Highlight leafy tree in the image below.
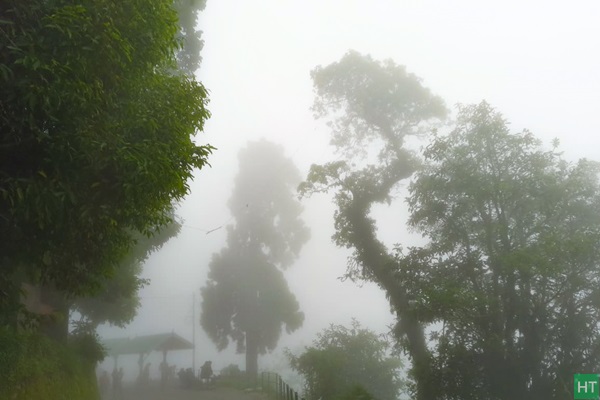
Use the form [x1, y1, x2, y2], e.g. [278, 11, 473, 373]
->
[299, 50, 446, 399]
[0, 0, 212, 332]
[287, 320, 403, 400]
[72, 211, 182, 328]
[201, 140, 310, 378]
[71, 0, 208, 331]
[393, 102, 600, 399]
[302, 57, 600, 400]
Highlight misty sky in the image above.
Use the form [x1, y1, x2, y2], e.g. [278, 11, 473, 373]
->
[98, 0, 600, 377]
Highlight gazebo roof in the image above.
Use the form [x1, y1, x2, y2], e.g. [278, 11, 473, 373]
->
[102, 332, 193, 356]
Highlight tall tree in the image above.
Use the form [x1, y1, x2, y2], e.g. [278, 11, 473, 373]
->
[287, 320, 403, 400]
[299, 51, 446, 399]
[394, 102, 600, 399]
[201, 140, 310, 378]
[71, 0, 208, 332]
[0, 0, 212, 333]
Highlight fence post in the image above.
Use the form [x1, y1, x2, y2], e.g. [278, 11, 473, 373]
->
[277, 374, 281, 400]
[260, 371, 303, 400]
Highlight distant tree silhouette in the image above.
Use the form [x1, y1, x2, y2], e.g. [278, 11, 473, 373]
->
[201, 140, 309, 378]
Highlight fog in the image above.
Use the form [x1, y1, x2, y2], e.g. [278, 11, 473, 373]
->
[97, 0, 600, 382]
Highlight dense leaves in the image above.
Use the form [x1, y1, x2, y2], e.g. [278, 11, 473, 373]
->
[0, 0, 212, 321]
[287, 321, 403, 400]
[201, 140, 309, 377]
[396, 102, 600, 399]
[304, 56, 600, 399]
[311, 50, 446, 162]
[301, 52, 600, 399]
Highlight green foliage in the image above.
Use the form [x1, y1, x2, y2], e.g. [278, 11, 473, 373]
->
[0, 328, 98, 400]
[395, 102, 600, 399]
[68, 321, 107, 365]
[0, 0, 212, 316]
[310, 50, 446, 162]
[220, 363, 243, 378]
[300, 50, 446, 261]
[303, 50, 600, 400]
[336, 385, 375, 400]
[71, 258, 146, 328]
[72, 209, 181, 328]
[287, 321, 403, 400]
[173, 0, 208, 73]
[202, 247, 304, 351]
[201, 140, 309, 376]
[300, 51, 445, 399]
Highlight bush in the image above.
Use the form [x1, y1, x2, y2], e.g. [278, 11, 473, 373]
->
[69, 321, 107, 365]
[287, 320, 403, 400]
[336, 385, 375, 400]
[220, 363, 243, 378]
[0, 328, 99, 400]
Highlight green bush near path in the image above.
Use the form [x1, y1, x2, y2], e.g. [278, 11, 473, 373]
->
[0, 329, 99, 400]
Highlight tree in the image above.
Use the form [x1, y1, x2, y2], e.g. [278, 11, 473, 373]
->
[201, 140, 310, 378]
[0, 0, 212, 332]
[287, 321, 403, 400]
[299, 51, 446, 399]
[393, 102, 600, 399]
[72, 211, 182, 328]
[71, 0, 208, 331]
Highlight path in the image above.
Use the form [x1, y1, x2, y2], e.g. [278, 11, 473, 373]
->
[113, 383, 270, 400]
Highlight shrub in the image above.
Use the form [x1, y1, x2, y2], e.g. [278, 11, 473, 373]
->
[220, 363, 243, 378]
[336, 385, 375, 400]
[0, 328, 99, 400]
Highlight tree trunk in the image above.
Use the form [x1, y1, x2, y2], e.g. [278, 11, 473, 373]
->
[343, 198, 435, 399]
[1, 267, 27, 330]
[245, 330, 258, 381]
[1, 274, 20, 329]
[39, 284, 69, 343]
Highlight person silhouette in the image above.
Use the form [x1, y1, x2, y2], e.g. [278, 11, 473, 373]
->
[200, 361, 213, 385]
[99, 370, 109, 398]
[112, 367, 123, 399]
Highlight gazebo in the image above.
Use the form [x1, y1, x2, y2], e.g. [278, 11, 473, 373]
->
[102, 332, 194, 377]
